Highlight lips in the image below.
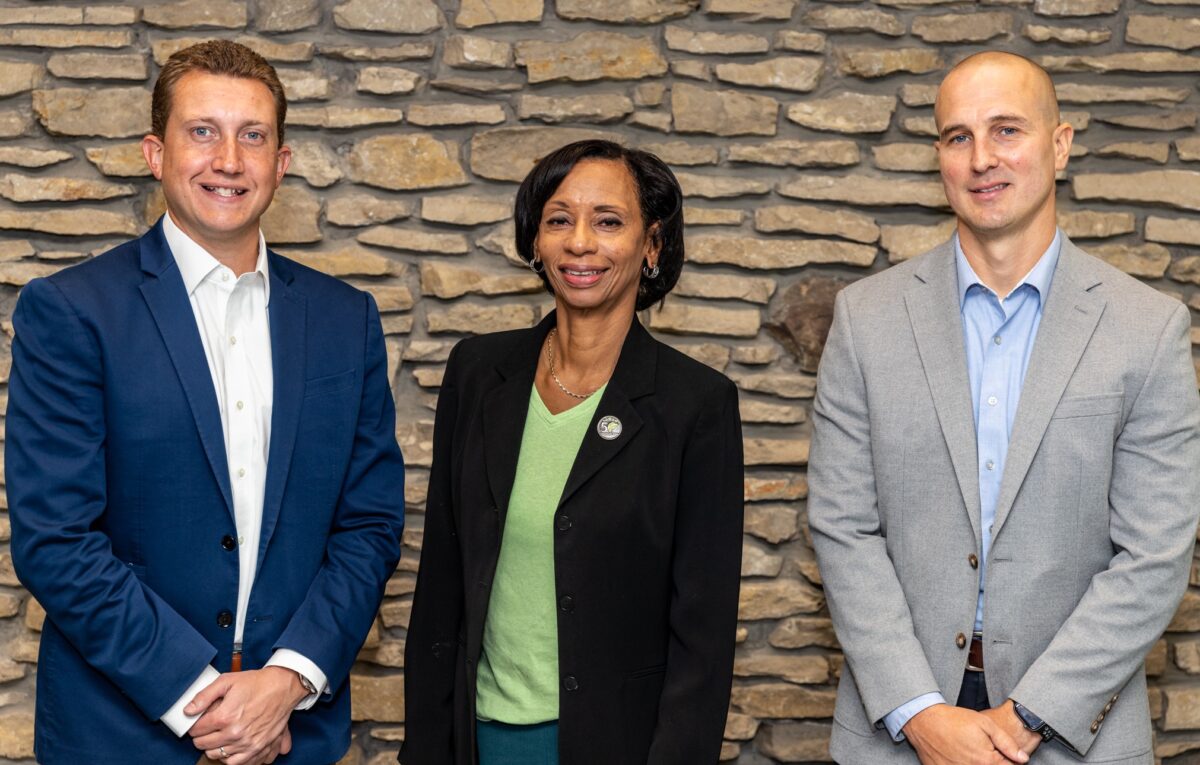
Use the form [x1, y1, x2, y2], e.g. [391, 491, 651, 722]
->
[970, 182, 1010, 195]
[559, 265, 607, 288]
[201, 183, 248, 198]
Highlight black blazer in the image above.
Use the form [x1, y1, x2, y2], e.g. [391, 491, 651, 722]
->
[400, 313, 744, 765]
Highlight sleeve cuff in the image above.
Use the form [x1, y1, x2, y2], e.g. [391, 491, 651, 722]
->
[266, 649, 329, 711]
[160, 665, 221, 737]
[883, 692, 947, 742]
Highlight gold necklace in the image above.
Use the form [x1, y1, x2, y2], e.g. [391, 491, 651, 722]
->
[546, 328, 599, 400]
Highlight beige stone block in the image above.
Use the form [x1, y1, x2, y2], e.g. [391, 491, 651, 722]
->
[0, 28, 132, 48]
[0, 240, 34, 260]
[23, 598, 44, 632]
[144, 0, 246, 27]
[1040, 52, 1200, 73]
[408, 104, 506, 127]
[1074, 170, 1200, 212]
[0, 5, 137, 24]
[1056, 210, 1135, 239]
[675, 171, 770, 199]
[254, 0, 321, 32]
[476, 221, 524, 266]
[456, 0, 543, 27]
[0, 593, 20, 618]
[725, 712, 761, 741]
[673, 272, 775, 304]
[420, 262, 540, 298]
[705, 0, 796, 21]
[413, 367, 444, 388]
[0, 554, 16, 587]
[671, 59, 711, 81]
[281, 246, 397, 277]
[1096, 141, 1170, 164]
[901, 115, 939, 137]
[671, 342, 731, 372]
[802, 5, 903, 34]
[360, 283, 415, 313]
[287, 140, 343, 188]
[334, 0, 442, 32]
[426, 304, 537, 334]
[289, 106, 405, 129]
[1101, 110, 1197, 131]
[321, 43, 435, 61]
[779, 175, 948, 208]
[443, 35, 513, 69]
[1164, 686, 1200, 729]
[648, 302, 761, 337]
[759, 722, 834, 762]
[518, 93, 634, 124]
[640, 141, 718, 166]
[768, 617, 838, 649]
[1170, 589, 1200, 631]
[7, 638, 40, 664]
[1063, 110, 1091, 131]
[1023, 23, 1111, 44]
[402, 341, 455, 363]
[683, 207, 744, 225]
[0, 174, 133, 203]
[261, 185, 321, 244]
[664, 26, 769, 54]
[1056, 83, 1190, 103]
[744, 504, 799, 543]
[730, 370, 817, 398]
[327, 195, 414, 227]
[1177, 640, 1200, 673]
[235, 36, 315, 63]
[276, 69, 331, 101]
[744, 437, 809, 466]
[1146, 639, 1167, 677]
[872, 142, 939, 172]
[0, 261, 59, 286]
[713, 57, 823, 93]
[881, 219, 957, 262]
[516, 32, 666, 84]
[33, 87, 150, 138]
[775, 30, 826, 52]
[0, 147, 71, 169]
[357, 66, 422, 95]
[350, 674, 405, 722]
[740, 399, 804, 424]
[719, 742, 739, 761]
[0, 710, 33, 759]
[731, 344, 780, 365]
[755, 204, 878, 243]
[688, 234, 876, 270]
[431, 77, 524, 97]
[1178, 136, 1200, 161]
[1147, 216, 1200, 246]
[358, 640, 406, 668]
[0, 61, 44, 97]
[729, 139, 858, 167]
[395, 421, 435, 467]
[731, 682, 835, 717]
[835, 47, 943, 78]
[1034, 0, 1118, 14]
[735, 652, 828, 685]
[421, 194, 511, 226]
[634, 83, 666, 107]
[900, 83, 939, 107]
[1169, 256, 1200, 286]
[469, 126, 615, 182]
[912, 12, 1013, 42]
[349, 134, 468, 191]
[672, 83, 779, 136]
[632, 109, 677, 131]
[0, 209, 138, 237]
[359, 227, 469, 255]
[47, 52, 146, 80]
[556, 0, 699, 23]
[786, 92, 896, 133]
[739, 577, 822, 619]
[745, 474, 808, 502]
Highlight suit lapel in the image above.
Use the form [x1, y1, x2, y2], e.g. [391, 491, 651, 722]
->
[904, 243, 982, 542]
[137, 220, 234, 520]
[556, 318, 653, 510]
[990, 241, 1106, 538]
[481, 316, 548, 514]
[257, 254, 306, 563]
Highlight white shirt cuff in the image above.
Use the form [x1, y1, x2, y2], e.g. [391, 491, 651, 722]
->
[266, 649, 329, 711]
[160, 665, 221, 737]
[883, 692, 947, 742]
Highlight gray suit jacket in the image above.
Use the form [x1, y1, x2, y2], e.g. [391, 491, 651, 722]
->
[809, 237, 1200, 764]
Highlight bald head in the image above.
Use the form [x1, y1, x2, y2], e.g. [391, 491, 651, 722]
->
[936, 51, 1060, 132]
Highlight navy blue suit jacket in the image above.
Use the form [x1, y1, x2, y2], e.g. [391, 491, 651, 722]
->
[6, 218, 405, 764]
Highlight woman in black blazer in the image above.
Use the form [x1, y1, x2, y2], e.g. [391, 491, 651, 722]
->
[400, 140, 744, 765]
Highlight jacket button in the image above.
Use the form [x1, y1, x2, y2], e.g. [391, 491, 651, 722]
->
[559, 595, 575, 613]
[968, 553, 978, 569]
[956, 632, 967, 649]
[563, 675, 579, 691]
[1091, 721, 1100, 733]
[557, 515, 572, 531]
[221, 535, 237, 551]
[217, 610, 234, 629]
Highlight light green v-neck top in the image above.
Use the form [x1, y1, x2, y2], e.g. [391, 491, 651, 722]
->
[475, 383, 606, 724]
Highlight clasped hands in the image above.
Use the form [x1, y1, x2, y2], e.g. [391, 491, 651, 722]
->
[905, 700, 1042, 765]
[187, 666, 310, 765]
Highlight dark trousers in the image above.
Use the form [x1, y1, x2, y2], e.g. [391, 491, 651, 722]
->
[957, 670, 990, 712]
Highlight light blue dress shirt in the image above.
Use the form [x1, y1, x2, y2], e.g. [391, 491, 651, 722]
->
[882, 231, 1062, 740]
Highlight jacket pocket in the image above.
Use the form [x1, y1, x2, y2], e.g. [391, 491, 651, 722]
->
[1051, 392, 1123, 420]
[303, 369, 355, 399]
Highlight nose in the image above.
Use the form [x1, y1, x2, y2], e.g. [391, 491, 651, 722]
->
[211, 136, 243, 174]
[970, 138, 998, 174]
[565, 219, 596, 255]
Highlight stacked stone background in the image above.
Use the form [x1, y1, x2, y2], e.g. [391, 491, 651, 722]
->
[0, 0, 1199, 761]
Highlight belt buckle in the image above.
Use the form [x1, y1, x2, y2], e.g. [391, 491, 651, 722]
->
[966, 631, 985, 673]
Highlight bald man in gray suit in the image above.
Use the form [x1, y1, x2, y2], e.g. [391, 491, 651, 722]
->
[809, 52, 1200, 765]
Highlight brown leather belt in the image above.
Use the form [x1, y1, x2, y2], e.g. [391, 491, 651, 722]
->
[230, 650, 243, 672]
[967, 634, 985, 672]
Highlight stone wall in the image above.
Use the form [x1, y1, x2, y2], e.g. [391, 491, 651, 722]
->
[0, 0, 1198, 762]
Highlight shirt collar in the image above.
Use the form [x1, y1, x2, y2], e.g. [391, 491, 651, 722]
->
[954, 228, 1061, 309]
[162, 211, 270, 303]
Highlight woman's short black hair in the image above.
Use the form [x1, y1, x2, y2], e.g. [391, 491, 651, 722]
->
[514, 139, 685, 312]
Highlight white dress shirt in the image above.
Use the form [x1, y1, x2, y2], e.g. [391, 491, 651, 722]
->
[158, 212, 328, 736]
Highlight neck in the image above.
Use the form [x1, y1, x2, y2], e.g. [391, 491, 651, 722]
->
[957, 214, 1056, 298]
[167, 211, 260, 277]
[551, 303, 634, 377]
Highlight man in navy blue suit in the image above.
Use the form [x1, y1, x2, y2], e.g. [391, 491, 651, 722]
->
[6, 40, 405, 765]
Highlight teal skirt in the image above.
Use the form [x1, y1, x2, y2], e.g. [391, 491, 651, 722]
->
[476, 719, 559, 765]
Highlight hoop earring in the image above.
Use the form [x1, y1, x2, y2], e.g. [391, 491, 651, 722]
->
[642, 262, 660, 279]
[529, 258, 545, 274]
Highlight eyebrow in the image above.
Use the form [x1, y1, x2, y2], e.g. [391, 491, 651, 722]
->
[938, 113, 1032, 140]
[544, 200, 629, 214]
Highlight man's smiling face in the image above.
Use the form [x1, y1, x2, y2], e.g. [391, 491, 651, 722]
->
[142, 71, 290, 255]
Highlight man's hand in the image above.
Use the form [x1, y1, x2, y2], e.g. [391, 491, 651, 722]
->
[904, 703, 1030, 765]
[186, 667, 308, 765]
[980, 700, 1042, 759]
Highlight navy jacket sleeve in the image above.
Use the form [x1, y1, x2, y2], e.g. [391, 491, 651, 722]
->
[6, 277, 217, 719]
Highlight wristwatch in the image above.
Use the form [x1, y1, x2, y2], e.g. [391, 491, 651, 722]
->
[1013, 701, 1056, 743]
[296, 672, 318, 696]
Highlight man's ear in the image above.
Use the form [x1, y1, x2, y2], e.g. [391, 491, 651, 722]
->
[141, 134, 165, 181]
[275, 144, 292, 186]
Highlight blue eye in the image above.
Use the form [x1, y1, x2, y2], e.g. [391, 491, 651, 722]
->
[949, 134, 968, 144]
[193, 126, 212, 137]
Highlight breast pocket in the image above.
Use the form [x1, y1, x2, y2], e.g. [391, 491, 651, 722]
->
[1051, 392, 1123, 420]
[303, 369, 356, 399]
